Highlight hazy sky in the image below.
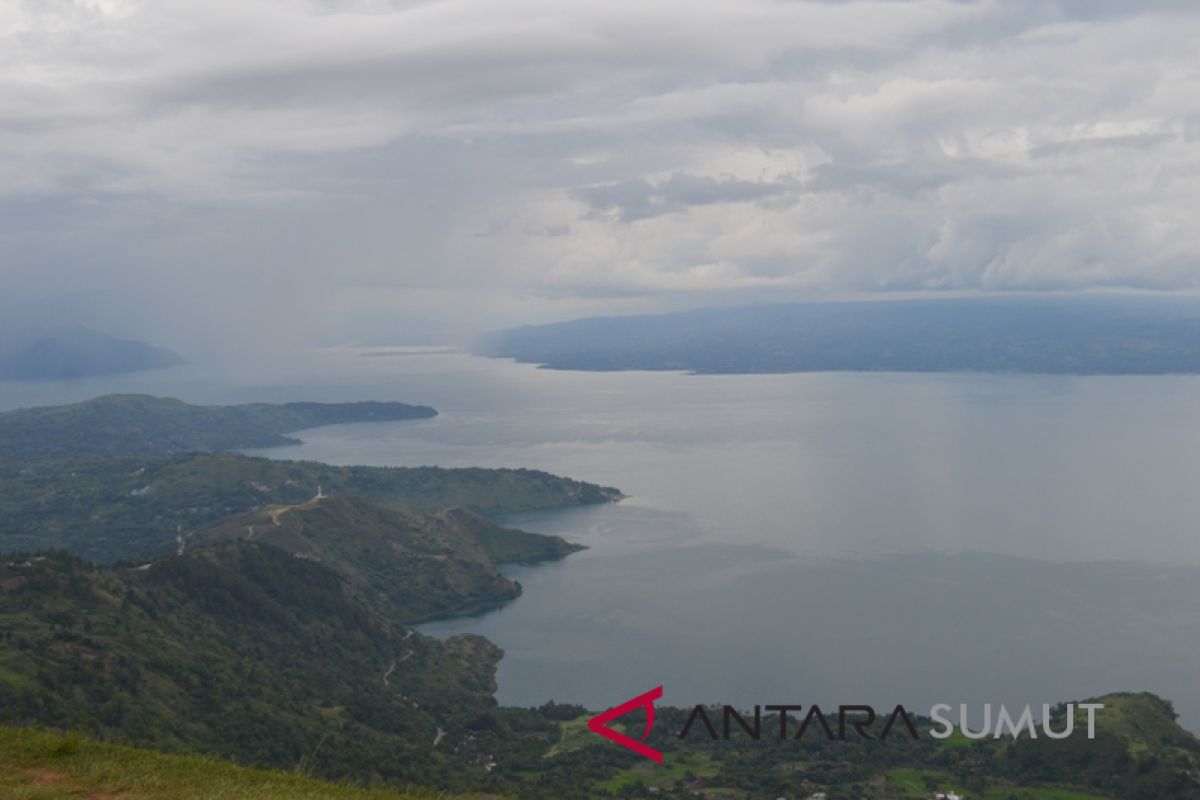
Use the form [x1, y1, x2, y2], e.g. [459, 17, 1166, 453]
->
[3, 0, 1199, 355]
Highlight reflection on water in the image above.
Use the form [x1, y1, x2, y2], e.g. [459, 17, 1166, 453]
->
[420, 504, 1200, 730]
[5, 350, 1200, 727]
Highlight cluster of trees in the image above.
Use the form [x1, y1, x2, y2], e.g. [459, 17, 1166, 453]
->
[0, 548, 497, 786]
[0, 451, 614, 563]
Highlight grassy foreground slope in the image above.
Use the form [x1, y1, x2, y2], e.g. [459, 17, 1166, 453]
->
[0, 394, 437, 459]
[0, 548, 510, 788]
[0, 725, 484, 800]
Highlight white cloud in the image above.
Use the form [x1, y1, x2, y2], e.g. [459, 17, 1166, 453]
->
[2, 0, 1200, 350]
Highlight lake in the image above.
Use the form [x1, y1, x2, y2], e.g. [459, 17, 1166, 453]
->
[6, 348, 1200, 727]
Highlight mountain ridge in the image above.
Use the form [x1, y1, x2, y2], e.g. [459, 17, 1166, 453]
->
[0, 326, 185, 381]
[0, 451, 620, 563]
[192, 495, 582, 622]
[479, 296, 1200, 375]
[0, 394, 438, 460]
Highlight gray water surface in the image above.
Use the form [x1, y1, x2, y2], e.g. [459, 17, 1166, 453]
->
[6, 349, 1200, 726]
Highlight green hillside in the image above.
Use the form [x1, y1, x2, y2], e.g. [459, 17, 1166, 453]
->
[998, 694, 1200, 799]
[193, 496, 581, 621]
[0, 451, 620, 562]
[0, 548, 513, 788]
[580, 694, 1200, 799]
[0, 725, 487, 800]
[0, 394, 437, 459]
[3, 544, 1199, 799]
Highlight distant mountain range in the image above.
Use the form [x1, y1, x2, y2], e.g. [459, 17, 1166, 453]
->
[478, 296, 1200, 375]
[0, 325, 184, 380]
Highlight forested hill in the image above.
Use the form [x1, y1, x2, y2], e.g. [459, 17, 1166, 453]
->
[0, 394, 437, 459]
[0, 452, 620, 562]
[194, 496, 583, 622]
[0, 547, 516, 788]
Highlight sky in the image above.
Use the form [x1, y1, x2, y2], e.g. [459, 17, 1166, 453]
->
[2, 0, 1200, 356]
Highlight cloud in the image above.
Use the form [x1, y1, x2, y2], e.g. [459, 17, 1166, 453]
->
[574, 172, 799, 222]
[2, 0, 1200, 351]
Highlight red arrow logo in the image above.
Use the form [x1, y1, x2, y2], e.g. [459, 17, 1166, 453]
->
[587, 685, 664, 763]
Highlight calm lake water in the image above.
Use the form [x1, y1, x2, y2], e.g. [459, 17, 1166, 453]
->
[6, 348, 1200, 727]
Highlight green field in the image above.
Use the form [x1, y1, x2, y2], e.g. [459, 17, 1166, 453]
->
[885, 767, 1111, 800]
[598, 752, 716, 793]
[0, 726, 484, 800]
